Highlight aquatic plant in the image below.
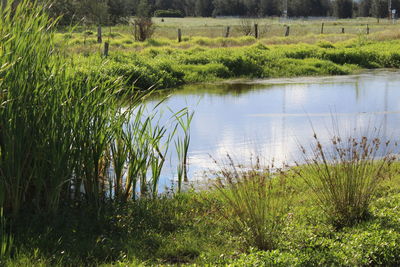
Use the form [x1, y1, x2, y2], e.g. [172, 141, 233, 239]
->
[175, 110, 194, 193]
[0, 0, 192, 218]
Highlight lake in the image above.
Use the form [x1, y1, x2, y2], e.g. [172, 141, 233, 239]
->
[145, 69, 400, 189]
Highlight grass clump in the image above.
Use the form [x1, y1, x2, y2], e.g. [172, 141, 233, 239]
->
[295, 133, 396, 227]
[213, 156, 291, 251]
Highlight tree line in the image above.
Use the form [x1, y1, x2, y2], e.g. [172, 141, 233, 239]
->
[24, 0, 400, 25]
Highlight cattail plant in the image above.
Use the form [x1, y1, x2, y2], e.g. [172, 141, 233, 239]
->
[0, 1, 193, 218]
[0, 209, 12, 263]
[174, 110, 194, 193]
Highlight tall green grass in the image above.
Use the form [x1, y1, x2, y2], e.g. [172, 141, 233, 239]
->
[0, 1, 192, 220]
[0, 209, 13, 264]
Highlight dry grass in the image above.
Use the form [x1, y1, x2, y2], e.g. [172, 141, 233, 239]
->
[56, 17, 400, 55]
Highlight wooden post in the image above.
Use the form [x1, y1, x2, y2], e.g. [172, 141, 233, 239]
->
[285, 26, 290, 36]
[341, 27, 345, 34]
[366, 24, 369, 34]
[104, 42, 109, 57]
[225, 26, 230, 38]
[97, 25, 102, 43]
[254, 23, 258, 38]
[321, 22, 324, 34]
[177, 28, 182, 42]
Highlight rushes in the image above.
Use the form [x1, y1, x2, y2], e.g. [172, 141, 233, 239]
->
[296, 133, 397, 227]
[214, 156, 291, 251]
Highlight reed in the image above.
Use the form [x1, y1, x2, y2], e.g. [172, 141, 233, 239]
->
[0, 209, 12, 263]
[175, 110, 194, 193]
[0, 1, 191, 219]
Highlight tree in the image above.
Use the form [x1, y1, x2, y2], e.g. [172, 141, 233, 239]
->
[134, 0, 154, 41]
[358, 0, 372, 16]
[108, 0, 133, 24]
[334, 0, 353, 18]
[371, 0, 388, 18]
[260, 0, 280, 16]
[195, 0, 214, 16]
[212, 0, 246, 16]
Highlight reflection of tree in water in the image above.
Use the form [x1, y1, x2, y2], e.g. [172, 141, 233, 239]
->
[150, 83, 272, 100]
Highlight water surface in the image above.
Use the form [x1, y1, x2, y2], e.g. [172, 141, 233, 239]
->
[145, 70, 400, 188]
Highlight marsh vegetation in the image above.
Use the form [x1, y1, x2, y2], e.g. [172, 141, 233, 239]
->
[2, 1, 400, 266]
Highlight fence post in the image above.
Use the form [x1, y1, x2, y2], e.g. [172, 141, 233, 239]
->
[366, 24, 369, 34]
[341, 27, 345, 34]
[104, 42, 109, 57]
[225, 26, 230, 38]
[285, 26, 290, 36]
[254, 23, 258, 38]
[97, 25, 102, 43]
[321, 22, 324, 34]
[133, 23, 138, 41]
[178, 28, 182, 42]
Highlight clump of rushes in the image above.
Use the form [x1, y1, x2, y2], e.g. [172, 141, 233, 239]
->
[213, 156, 291, 251]
[295, 133, 397, 227]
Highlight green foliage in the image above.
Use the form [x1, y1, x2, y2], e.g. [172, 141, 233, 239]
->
[154, 9, 184, 17]
[0, 0, 193, 219]
[0, 209, 13, 265]
[334, 0, 354, 18]
[69, 38, 400, 90]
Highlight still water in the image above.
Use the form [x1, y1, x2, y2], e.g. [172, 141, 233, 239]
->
[145, 70, 400, 189]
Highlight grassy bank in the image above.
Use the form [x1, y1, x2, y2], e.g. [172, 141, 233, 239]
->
[56, 16, 400, 91]
[5, 154, 400, 266]
[67, 35, 400, 90]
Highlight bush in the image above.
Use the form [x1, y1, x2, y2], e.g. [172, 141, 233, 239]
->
[154, 9, 184, 18]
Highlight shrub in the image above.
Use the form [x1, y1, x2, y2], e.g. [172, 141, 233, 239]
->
[154, 9, 184, 18]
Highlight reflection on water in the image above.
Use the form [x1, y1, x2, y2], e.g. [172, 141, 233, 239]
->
[144, 70, 400, 188]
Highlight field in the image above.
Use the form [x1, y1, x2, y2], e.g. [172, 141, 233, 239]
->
[59, 17, 400, 54]
[4, 2, 400, 266]
[69, 16, 398, 40]
[53, 17, 400, 91]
